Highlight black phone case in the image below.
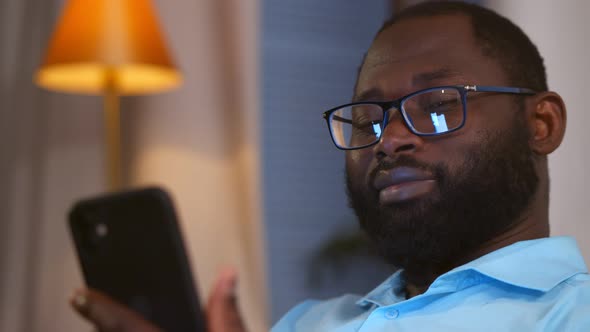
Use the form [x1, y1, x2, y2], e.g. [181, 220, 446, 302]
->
[68, 187, 206, 332]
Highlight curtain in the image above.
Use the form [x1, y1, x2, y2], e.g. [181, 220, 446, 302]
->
[0, 0, 267, 330]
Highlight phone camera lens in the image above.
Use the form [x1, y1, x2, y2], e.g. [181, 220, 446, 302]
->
[95, 223, 108, 237]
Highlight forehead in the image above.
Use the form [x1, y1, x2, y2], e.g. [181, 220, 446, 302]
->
[357, 14, 508, 99]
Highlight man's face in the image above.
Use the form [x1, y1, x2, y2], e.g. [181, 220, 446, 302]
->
[346, 15, 539, 277]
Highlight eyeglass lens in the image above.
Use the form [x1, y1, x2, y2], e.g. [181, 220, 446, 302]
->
[329, 88, 463, 149]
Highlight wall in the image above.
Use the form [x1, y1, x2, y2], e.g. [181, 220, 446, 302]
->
[125, 0, 268, 330]
[488, 0, 590, 266]
[0, 0, 268, 331]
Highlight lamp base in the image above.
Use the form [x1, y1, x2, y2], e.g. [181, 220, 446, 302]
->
[104, 90, 121, 190]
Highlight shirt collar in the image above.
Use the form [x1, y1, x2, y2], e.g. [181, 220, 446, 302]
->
[356, 269, 406, 308]
[356, 236, 588, 308]
[455, 236, 587, 292]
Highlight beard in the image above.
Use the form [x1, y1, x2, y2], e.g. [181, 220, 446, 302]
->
[346, 117, 539, 284]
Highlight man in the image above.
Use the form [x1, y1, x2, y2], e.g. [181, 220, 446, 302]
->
[71, 2, 590, 331]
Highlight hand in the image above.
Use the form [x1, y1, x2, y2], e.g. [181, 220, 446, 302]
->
[206, 268, 247, 332]
[70, 268, 247, 332]
[70, 289, 162, 332]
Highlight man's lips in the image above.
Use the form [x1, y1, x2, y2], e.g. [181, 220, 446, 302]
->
[373, 167, 436, 204]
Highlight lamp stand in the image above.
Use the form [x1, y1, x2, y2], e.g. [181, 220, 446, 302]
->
[104, 88, 122, 191]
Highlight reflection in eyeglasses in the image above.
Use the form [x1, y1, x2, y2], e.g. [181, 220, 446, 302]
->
[430, 112, 449, 133]
[372, 123, 382, 138]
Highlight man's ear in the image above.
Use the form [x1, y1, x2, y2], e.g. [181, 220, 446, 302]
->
[526, 91, 567, 155]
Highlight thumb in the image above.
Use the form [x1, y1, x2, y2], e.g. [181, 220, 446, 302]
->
[70, 288, 161, 332]
[207, 268, 247, 332]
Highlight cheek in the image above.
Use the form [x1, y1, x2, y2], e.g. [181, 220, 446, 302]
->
[345, 150, 372, 184]
[422, 134, 480, 175]
[437, 129, 497, 175]
[463, 97, 518, 134]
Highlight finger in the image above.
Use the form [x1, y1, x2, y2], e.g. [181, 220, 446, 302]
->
[70, 288, 162, 332]
[207, 268, 247, 332]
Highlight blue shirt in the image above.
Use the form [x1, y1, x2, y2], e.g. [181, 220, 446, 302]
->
[272, 237, 590, 331]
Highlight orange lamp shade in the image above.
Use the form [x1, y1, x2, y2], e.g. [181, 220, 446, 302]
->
[35, 0, 182, 95]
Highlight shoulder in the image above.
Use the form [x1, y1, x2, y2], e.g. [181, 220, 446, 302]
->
[271, 294, 369, 332]
[558, 272, 590, 303]
[543, 273, 590, 331]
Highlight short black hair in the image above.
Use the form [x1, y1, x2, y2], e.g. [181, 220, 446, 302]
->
[370, 1, 548, 92]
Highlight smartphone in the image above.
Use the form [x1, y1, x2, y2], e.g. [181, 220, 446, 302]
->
[68, 187, 206, 332]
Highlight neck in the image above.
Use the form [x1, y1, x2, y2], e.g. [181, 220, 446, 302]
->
[404, 190, 549, 298]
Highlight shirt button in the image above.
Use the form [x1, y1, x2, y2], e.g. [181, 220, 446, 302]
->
[384, 309, 399, 319]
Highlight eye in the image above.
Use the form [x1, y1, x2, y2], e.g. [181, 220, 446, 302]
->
[353, 120, 382, 136]
[424, 98, 460, 113]
[351, 107, 381, 130]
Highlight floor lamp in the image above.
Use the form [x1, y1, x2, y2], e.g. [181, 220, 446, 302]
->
[35, 0, 182, 191]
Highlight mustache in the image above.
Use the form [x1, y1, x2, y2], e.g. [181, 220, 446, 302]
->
[368, 155, 442, 186]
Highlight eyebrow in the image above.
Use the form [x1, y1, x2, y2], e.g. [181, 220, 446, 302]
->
[353, 67, 463, 102]
[353, 88, 382, 103]
[412, 67, 461, 85]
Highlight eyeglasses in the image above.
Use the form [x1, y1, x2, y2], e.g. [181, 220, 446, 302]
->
[322, 85, 536, 150]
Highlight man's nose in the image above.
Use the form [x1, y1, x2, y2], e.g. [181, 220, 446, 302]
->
[373, 110, 422, 158]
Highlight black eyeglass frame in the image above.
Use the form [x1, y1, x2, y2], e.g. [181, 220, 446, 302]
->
[322, 85, 537, 150]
